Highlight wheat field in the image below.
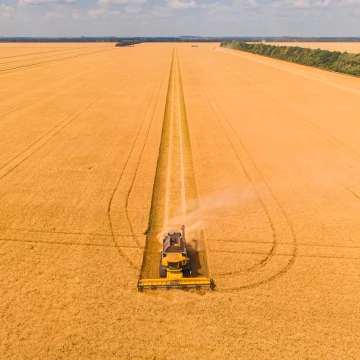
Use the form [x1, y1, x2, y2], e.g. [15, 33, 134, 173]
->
[1, 42, 360, 359]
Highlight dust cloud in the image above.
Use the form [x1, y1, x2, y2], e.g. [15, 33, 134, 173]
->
[161, 186, 259, 244]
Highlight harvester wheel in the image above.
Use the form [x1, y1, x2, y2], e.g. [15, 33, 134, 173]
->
[159, 253, 166, 278]
[183, 267, 192, 278]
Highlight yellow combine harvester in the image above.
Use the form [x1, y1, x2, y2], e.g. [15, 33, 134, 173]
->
[138, 225, 215, 291]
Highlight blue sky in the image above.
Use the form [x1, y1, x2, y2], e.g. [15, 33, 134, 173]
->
[0, 0, 359, 37]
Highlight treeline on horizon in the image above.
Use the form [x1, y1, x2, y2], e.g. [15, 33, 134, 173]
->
[115, 39, 141, 46]
[221, 40, 360, 77]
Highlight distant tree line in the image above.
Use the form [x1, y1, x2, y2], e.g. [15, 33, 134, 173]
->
[221, 40, 360, 77]
[116, 37, 235, 43]
[115, 40, 142, 47]
[258, 37, 360, 43]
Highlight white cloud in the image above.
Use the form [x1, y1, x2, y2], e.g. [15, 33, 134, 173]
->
[98, 0, 146, 5]
[294, 0, 309, 7]
[152, 5, 172, 17]
[0, 4, 15, 18]
[271, 0, 311, 7]
[166, 0, 197, 9]
[248, 0, 258, 6]
[19, 0, 74, 4]
[98, 0, 128, 4]
[337, 0, 360, 5]
[165, 0, 224, 10]
[72, 11, 85, 19]
[44, 11, 63, 19]
[88, 8, 106, 17]
[314, 0, 331, 6]
[72, 7, 121, 20]
[125, 4, 142, 13]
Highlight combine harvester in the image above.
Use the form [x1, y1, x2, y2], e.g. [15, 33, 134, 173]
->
[138, 225, 215, 291]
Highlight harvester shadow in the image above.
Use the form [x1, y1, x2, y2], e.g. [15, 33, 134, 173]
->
[187, 239, 206, 278]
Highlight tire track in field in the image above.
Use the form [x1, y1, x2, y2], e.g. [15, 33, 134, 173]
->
[0, 48, 87, 98]
[163, 54, 175, 227]
[220, 58, 360, 201]
[107, 72, 164, 270]
[177, 54, 187, 218]
[217, 48, 360, 95]
[0, 227, 136, 237]
[139, 50, 176, 279]
[0, 237, 139, 249]
[0, 47, 83, 60]
[0, 50, 131, 118]
[219, 59, 360, 244]
[123, 73, 166, 250]
[201, 88, 279, 274]
[209, 249, 360, 261]
[208, 237, 360, 250]
[0, 48, 113, 76]
[140, 49, 210, 280]
[0, 48, 87, 67]
[0, 65, 156, 272]
[200, 86, 298, 290]
[0, 74, 130, 181]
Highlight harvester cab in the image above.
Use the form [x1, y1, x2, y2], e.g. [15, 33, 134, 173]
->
[137, 225, 215, 291]
[160, 225, 191, 279]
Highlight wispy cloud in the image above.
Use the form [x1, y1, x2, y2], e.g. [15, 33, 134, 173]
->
[125, 4, 142, 13]
[248, 0, 259, 7]
[314, 0, 331, 6]
[44, 11, 63, 19]
[88, 8, 106, 17]
[0, 0, 357, 37]
[0, 4, 15, 18]
[166, 0, 197, 9]
[294, 0, 309, 7]
[98, 0, 128, 4]
[19, 0, 75, 5]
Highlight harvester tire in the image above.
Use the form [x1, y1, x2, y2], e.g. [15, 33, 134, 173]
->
[159, 253, 166, 278]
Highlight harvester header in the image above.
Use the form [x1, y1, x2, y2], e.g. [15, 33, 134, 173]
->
[138, 225, 215, 291]
[138, 277, 215, 291]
